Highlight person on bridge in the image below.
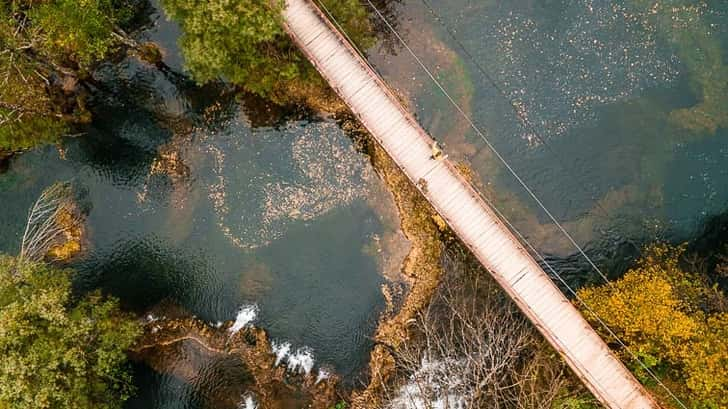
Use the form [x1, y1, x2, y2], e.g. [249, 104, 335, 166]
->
[431, 141, 444, 160]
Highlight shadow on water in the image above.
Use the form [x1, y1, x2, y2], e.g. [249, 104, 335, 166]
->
[1, 13, 391, 406]
[125, 363, 205, 409]
[124, 352, 257, 409]
[72, 236, 216, 315]
[541, 240, 642, 291]
[70, 105, 170, 188]
[687, 209, 728, 291]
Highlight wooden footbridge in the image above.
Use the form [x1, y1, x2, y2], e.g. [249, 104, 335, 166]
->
[281, 1, 661, 407]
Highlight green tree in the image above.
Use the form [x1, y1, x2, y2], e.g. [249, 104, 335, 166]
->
[577, 244, 727, 408]
[22, 0, 136, 68]
[0, 255, 142, 409]
[160, 0, 374, 105]
[0, 0, 137, 155]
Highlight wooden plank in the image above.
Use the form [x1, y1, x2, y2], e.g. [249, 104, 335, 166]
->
[281, 2, 661, 408]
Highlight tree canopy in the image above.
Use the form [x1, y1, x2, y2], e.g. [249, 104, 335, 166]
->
[0, 256, 141, 409]
[160, 0, 374, 105]
[577, 244, 727, 408]
[0, 0, 138, 155]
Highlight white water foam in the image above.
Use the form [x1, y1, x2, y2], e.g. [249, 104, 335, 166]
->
[287, 347, 315, 375]
[228, 306, 321, 377]
[229, 304, 258, 334]
[389, 385, 465, 409]
[387, 357, 467, 409]
[271, 341, 292, 366]
[239, 394, 257, 409]
[271, 341, 316, 375]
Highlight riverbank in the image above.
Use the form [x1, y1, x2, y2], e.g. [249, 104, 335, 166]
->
[3, 1, 727, 408]
[129, 302, 341, 409]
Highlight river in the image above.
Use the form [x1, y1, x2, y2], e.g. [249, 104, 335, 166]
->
[0, 2, 402, 406]
[367, 0, 728, 282]
[0, 0, 726, 407]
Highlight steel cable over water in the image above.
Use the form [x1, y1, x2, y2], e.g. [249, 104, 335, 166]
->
[315, 0, 689, 406]
[417, 0, 626, 228]
[310, 4, 620, 404]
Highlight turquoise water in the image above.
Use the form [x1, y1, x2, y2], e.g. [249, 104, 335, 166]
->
[0, 3, 395, 403]
[2, 0, 728, 407]
[366, 0, 728, 279]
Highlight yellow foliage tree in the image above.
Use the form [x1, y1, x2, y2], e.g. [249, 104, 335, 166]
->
[577, 244, 727, 408]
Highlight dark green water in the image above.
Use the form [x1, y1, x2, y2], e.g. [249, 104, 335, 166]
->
[2, 0, 728, 407]
[0, 3, 396, 406]
[0, 65, 387, 361]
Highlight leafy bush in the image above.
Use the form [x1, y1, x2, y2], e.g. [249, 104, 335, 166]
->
[160, 0, 374, 104]
[577, 244, 727, 408]
[24, 0, 135, 67]
[551, 395, 600, 409]
[0, 0, 137, 154]
[0, 256, 142, 409]
[330, 401, 347, 409]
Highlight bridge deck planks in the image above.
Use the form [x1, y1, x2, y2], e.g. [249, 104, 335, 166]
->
[281, 1, 661, 408]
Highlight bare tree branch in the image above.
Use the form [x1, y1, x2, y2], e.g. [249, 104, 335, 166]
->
[383, 247, 567, 409]
[18, 182, 80, 264]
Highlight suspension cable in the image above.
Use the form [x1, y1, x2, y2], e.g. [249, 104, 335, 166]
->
[313, 5, 617, 401]
[316, 1, 689, 406]
[362, 0, 617, 287]
[483, 184, 688, 409]
[417, 0, 625, 226]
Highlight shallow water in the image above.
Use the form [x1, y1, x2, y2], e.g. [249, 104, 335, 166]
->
[2, 0, 728, 406]
[366, 0, 728, 279]
[0, 2, 399, 403]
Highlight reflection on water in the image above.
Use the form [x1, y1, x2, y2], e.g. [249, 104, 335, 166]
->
[125, 358, 253, 409]
[126, 364, 204, 409]
[0, 9, 394, 404]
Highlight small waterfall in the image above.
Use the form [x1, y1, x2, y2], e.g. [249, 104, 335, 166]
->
[239, 394, 257, 409]
[271, 340, 319, 376]
[229, 304, 258, 334]
[230, 305, 329, 378]
[387, 357, 467, 409]
[286, 347, 315, 375]
[271, 341, 292, 366]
